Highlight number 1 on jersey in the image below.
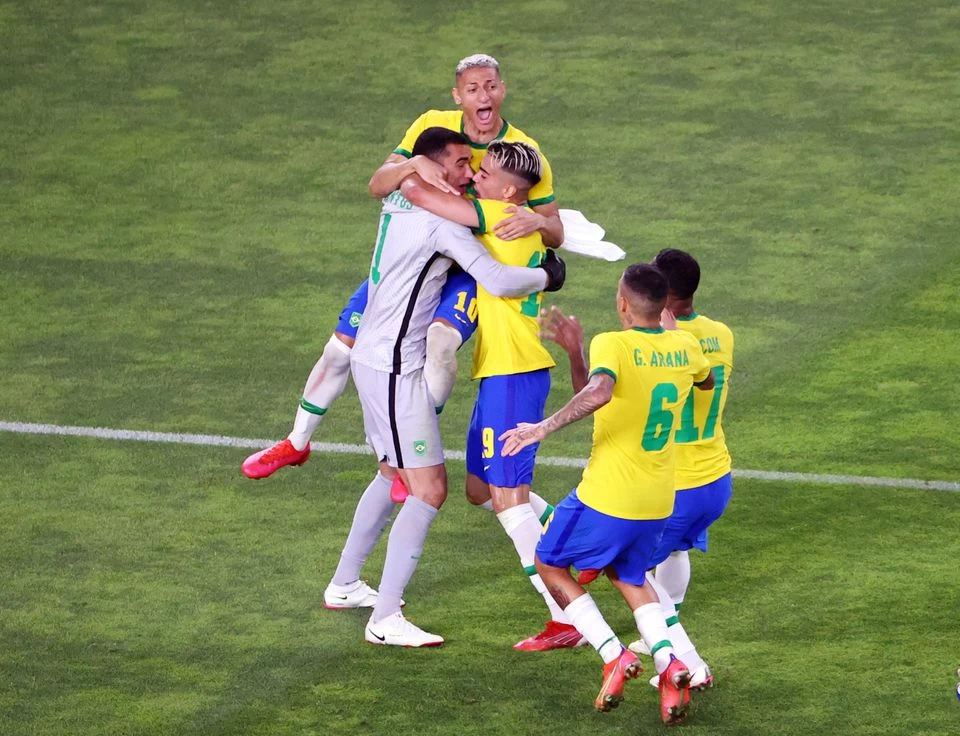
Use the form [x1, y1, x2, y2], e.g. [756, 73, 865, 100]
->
[370, 213, 392, 285]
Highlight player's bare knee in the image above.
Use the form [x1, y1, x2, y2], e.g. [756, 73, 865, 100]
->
[465, 474, 491, 506]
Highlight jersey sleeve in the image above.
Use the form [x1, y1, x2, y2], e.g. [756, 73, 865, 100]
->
[690, 337, 713, 385]
[587, 332, 621, 383]
[527, 149, 555, 208]
[433, 219, 547, 296]
[393, 112, 432, 158]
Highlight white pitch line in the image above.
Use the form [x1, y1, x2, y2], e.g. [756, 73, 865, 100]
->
[2, 420, 958, 493]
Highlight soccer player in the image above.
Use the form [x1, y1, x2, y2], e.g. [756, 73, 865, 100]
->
[241, 52, 564, 481]
[401, 141, 584, 651]
[541, 250, 735, 691]
[499, 264, 714, 725]
[331, 127, 565, 647]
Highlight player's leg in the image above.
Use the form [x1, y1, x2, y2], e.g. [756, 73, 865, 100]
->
[241, 281, 368, 479]
[387, 270, 477, 504]
[604, 526, 692, 726]
[357, 365, 446, 647]
[465, 471, 554, 522]
[324, 458, 397, 609]
[423, 267, 478, 412]
[473, 369, 579, 647]
[535, 491, 642, 711]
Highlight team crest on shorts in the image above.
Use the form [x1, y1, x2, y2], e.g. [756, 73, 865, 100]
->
[349, 312, 362, 328]
[413, 440, 427, 456]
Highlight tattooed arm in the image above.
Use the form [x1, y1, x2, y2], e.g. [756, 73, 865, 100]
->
[499, 372, 615, 457]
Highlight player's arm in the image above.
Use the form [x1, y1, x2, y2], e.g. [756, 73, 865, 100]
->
[492, 201, 563, 246]
[540, 305, 588, 392]
[368, 153, 459, 197]
[692, 346, 715, 391]
[500, 372, 614, 456]
[400, 175, 481, 228]
[435, 221, 565, 297]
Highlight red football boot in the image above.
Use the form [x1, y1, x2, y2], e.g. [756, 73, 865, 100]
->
[241, 439, 310, 479]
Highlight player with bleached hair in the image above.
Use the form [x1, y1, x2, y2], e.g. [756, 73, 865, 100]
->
[242, 53, 563, 486]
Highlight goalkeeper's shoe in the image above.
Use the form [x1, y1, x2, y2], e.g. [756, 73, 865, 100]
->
[242, 439, 310, 479]
[365, 612, 443, 647]
[649, 663, 713, 691]
[594, 647, 642, 712]
[657, 655, 692, 726]
[323, 580, 380, 609]
[513, 620, 587, 651]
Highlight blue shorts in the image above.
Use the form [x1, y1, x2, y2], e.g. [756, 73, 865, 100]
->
[430, 268, 479, 344]
[651, 472, 733, 565]
[334, 270, 478, 343]
[537, 490, 668, 586]
[334, 280, 369, 340]
[466, 368, 550, 488]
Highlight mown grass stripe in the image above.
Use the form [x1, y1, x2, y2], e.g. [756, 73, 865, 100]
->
[1, 420, 957, 492]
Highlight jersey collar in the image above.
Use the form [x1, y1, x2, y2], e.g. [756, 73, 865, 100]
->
[460, 114, 510, 148]
[631, 326, 665, 334]
[675, 313, 699, 321]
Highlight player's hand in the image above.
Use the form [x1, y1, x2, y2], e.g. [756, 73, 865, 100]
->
[494, 206, 546, 240]
[411, 155, 460, 195]
[499, 422, 547, 457]
[539, 305, 583, 355]
[660, 307, 678, 331]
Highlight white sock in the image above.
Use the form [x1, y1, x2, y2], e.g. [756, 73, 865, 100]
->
[528, 492, 554, 525]
[633, 601, 674, 674]
[496, 504, 570, 624]
[479, 493, 552, 523]
[564, 593, 621, 664]
[423, 321, 462, 410]
[287, 336, 352, 451]
[645, 571, 705, 671]
[655, 550, 691, 611]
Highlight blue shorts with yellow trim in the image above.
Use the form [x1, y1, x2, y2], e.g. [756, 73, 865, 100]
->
[537, 490, 667, 586]
[466, 368, 550, 488]
[335, 271, 478, 344]
[335, 280, 369, 339]
[430, 267, 478, 344]
[651, 472, 733, 565]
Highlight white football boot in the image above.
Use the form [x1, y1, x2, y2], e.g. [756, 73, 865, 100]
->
[364, 611, 444, 647]
[628, 638, 652, 656]
[323, 580, 379, 609]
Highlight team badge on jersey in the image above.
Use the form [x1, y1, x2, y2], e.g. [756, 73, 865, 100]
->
[349, 312, 362, 328]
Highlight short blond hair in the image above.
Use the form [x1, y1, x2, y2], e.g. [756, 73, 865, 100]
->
[486, 141, 542, 187]
[455, 53, 500, 77]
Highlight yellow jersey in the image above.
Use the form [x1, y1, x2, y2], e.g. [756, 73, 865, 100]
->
[673, 313, 735, 489]
[577, 328, 712, 521]
[393, 110, 556, 208]
[468, 198, 555, 379]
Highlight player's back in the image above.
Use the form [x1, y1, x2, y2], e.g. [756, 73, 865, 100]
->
[577, 327, 711, 521]
[468, 198, 554, 379]
[673, 314, 735, 489]
[351, 191, 455, 374]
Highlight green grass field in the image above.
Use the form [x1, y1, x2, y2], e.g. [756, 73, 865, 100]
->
[2, 1, 959, 733]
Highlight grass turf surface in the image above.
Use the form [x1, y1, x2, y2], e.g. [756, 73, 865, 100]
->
[2, 0, 960, 733]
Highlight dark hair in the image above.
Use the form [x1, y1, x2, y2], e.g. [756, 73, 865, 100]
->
[652, 248, 700, 299]
[412, 127, 470, 160]
[621, 263, 668, 307]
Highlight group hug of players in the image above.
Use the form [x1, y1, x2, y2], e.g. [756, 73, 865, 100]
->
[241, 55, 734, 727]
